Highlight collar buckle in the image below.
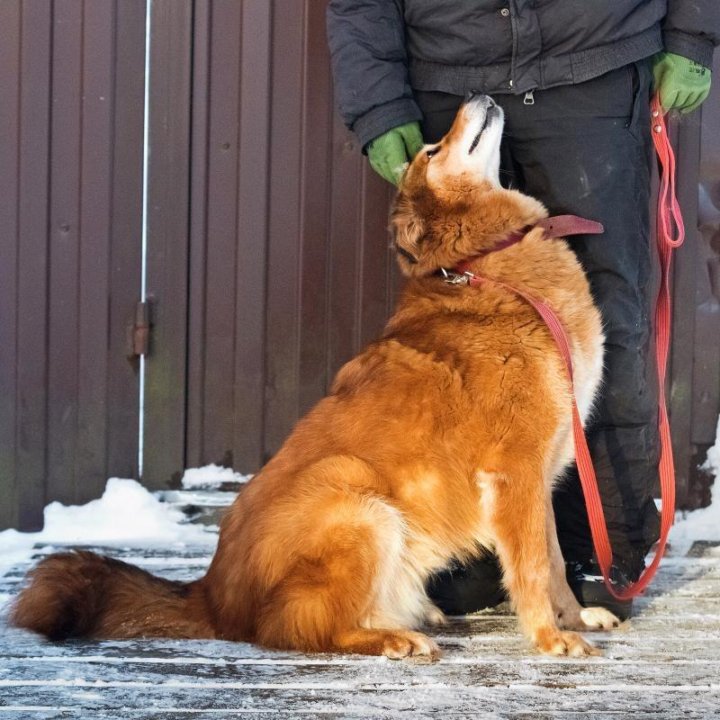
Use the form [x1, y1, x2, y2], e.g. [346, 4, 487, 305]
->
[441, 268, 473, 285]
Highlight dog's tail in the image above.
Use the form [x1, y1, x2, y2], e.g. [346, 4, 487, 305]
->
[10, 550, 214, 640]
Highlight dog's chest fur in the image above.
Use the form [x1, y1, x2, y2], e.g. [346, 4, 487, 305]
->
[372, 233, 604, 610]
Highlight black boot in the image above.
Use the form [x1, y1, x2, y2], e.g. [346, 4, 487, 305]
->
[565, 559, 639, 622]
[426, 554, 507, 615]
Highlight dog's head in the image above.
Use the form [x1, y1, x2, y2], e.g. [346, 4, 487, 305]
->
[391, 94, 546, 277]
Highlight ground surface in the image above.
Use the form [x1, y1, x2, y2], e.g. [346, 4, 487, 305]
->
[1, 489, 719, 719]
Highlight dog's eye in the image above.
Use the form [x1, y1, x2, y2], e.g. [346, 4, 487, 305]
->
[426, 146, 440, 159]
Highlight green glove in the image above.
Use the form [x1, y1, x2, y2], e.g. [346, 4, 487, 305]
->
[367, 122, 424, 185]
[653, 52, 712, 113]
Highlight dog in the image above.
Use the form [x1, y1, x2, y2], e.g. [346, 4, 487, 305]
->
[12, 94, 620, 659]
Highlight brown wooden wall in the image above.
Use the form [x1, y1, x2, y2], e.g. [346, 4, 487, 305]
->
[2, 0, 719, 530]
[0, 0, 145, 530]
[188, 0, 399, 468]
[669, 52, 720, 507]
[142, 0, 400, 488]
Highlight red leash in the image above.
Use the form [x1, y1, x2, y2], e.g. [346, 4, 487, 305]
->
[456, 95, 683, 599]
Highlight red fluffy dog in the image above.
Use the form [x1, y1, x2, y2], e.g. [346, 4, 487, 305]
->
[13, 95, 620, 659]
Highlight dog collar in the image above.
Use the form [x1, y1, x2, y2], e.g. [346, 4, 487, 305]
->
[445, 214, 604, 282]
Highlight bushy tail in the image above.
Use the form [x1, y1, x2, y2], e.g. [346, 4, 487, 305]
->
[10, 550, 214, 640]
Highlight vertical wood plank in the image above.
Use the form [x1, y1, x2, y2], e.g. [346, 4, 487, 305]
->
[359, 174, 395, 348]
[106, 0, 145, 481]
[232, 0, 272, 468]
[691, 57, 720, 449]
[0, 0, 22, 530]
[327, 115, 363, 382]
[669, 116, 702, 508]
[143, 0, 192, 489]
[76, 0, 115, 500]
[16, 0, 52, 530]
[46, 0, 82, 505]
[201, 0, 243, 467]
[263, 0, 305, 458]
[296, 0, 333, 418]
[186, 0, 211, 470]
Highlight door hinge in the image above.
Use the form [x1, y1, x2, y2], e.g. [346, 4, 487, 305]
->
[127, 300, 150, 358]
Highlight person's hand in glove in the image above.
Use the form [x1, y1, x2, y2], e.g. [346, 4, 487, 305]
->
[653, 52, 712, 113]
[367, 122, 424, 185]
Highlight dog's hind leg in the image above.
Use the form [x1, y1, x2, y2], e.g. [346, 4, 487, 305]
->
[253, 468, 439, 659]
[489, 461, 600, 657]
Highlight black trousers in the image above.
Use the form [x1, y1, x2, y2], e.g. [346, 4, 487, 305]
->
[420, 62, 661, 612]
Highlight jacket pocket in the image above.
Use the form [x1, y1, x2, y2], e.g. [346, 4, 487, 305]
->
[625, 60, 652, 141]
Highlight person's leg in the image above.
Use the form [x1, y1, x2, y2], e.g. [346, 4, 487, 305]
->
[498, 62, 659, 613]
[416, 90, 465, 144]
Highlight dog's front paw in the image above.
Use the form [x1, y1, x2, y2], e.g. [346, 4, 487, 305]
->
[534, 627, 601, 657]
[579, 606, 621, 630]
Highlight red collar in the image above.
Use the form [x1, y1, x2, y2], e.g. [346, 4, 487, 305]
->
[453, 214, 604, 275]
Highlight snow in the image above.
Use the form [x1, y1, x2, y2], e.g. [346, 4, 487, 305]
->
[181, 464, 252, 489]
[0, 478, 218, 579]
[670, 414, 720, 555]
[705, 414, 720, 480]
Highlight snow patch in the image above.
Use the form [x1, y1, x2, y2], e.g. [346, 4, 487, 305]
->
[181, 464, 252, 489]
[670, 414, 720, 555]
[0, 478, 217, 578]
[706, 414, 720, 479]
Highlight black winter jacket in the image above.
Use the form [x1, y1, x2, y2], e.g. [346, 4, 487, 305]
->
[327, 0, 720, 149]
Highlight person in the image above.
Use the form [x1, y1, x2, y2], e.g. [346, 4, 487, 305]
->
[326, 0, 719, 620]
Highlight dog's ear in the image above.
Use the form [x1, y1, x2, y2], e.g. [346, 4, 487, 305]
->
[391, 192, 425, 255]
